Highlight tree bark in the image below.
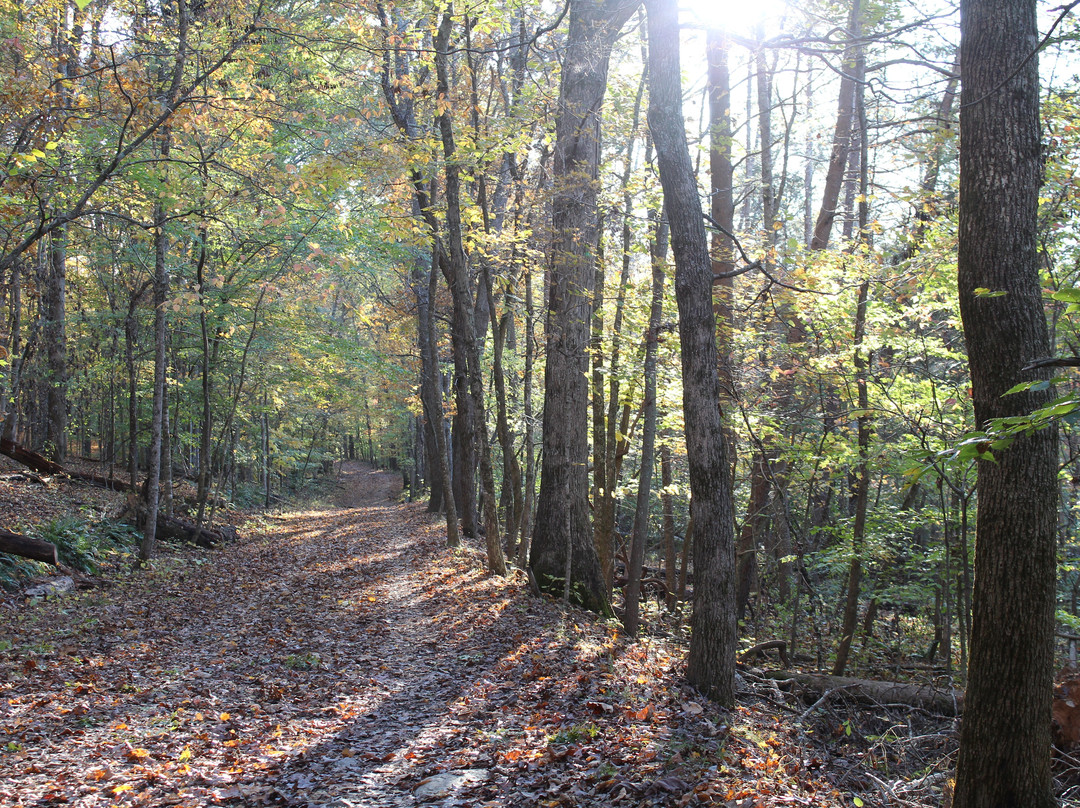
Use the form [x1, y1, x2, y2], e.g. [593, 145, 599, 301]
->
[434, 11, 505, 575]
[624, 213, 668, 635]
[764, 671, 964, 716]
[809, 0, 862, 251]
[660, 440, 677, 612]
[646, 0, 737, 706]
[139, 191, 169, 563]
[415, 242, 445, 515]
[45, 227, 67, 462]
[519, 262, 537, 565]
[530, 0, 637, 614]
[0, 530, 58, 565]
[0, 437, 135, 491]
[952, 0, 1057, 799]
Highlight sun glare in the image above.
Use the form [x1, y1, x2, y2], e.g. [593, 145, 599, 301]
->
[680, 0, 791, 38]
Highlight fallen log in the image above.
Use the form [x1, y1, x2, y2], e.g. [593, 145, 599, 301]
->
[739, 640, 790, 668]
[0, 439, 64, 474]
[153, 513, 238, 549]
[0, 530, 58, 565]
[762, 670, 964, 716]
[0, 439, 132, 491]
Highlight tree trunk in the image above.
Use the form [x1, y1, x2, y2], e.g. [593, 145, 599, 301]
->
[646, 0, 737, 706]
[707, 26, 736, 415]
[426, 249, 457, 545]
[433, 11, 504, 575]
[530, 0, 637, 614]
[416, 243, 445, 515]
[139, 191, 169, 563]
[2, 257, 22, 443]
[661, 440, 677, 612]
[192, 220, 215, 535]
[736, 452, 769, 619]
[45, 227, 67, 463]
[450, 325, 478, 536]
[519, 263, 537, 565]
[764, 671, 964, 716]
[484, 267, 523, 559]
[952, 0, 1057, 799]
[0, 530, 58, 565]
[832, 280, 870, 676]
[624, 213, 668, 636]
[809, 0, 862, 251]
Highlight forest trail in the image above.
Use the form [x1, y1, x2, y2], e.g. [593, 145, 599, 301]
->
[1, 462, 858, 808]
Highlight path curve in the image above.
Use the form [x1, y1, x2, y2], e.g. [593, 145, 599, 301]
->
[0, 462, 542, 807]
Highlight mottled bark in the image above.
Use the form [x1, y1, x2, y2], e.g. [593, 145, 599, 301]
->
[530, 0, 638, 614]
[646, 0, 737, 706]
[952, 0, 1057, 799]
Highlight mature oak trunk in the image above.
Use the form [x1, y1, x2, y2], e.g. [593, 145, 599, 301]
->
[530, 0, 637, 614]
[952, 0, 1057, 801]
[646, 0, 737, 706]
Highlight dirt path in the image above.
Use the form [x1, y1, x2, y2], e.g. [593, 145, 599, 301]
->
[0, 462, 857, 808]
[1, 462, 541, 807]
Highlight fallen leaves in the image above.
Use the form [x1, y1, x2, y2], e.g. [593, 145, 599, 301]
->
[0, 461, 935, 807]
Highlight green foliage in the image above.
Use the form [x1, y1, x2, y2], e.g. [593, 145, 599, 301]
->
[549, 723, 599, 745]
[0, 554, 43, 591]
[29, 518, 139, 575]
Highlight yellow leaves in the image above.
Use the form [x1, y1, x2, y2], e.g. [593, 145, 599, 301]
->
[177, 746, 193, 763]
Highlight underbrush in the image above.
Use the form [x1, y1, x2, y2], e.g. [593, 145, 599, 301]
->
[0, 517, 140, 590]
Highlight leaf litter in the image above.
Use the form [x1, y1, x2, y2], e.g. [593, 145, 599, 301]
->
[0, 461, 953, 807]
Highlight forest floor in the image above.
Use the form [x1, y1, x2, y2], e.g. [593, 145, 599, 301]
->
[1, 461, 964, 807]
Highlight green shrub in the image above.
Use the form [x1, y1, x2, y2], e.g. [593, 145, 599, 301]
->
[29, 517, 139, 575]
[0, 554, 44, 591]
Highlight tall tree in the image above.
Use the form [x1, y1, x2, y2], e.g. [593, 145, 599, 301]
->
[140, 0, 191, 563]
[624, 210, 668, 636]
[529, 0, 638, 612]
[809, 0, 862, 251]
[952, 0, 1058, 800]
[646, 0, 737, 705]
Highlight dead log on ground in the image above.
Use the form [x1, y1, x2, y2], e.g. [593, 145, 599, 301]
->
[739, 640, 790, 668]
[763, 670, 964, 716]
[0, 530, 58, 565]
[0, 439, 132, 491]
[153, 513, 238, 549]
[0, 472, 49, 485]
